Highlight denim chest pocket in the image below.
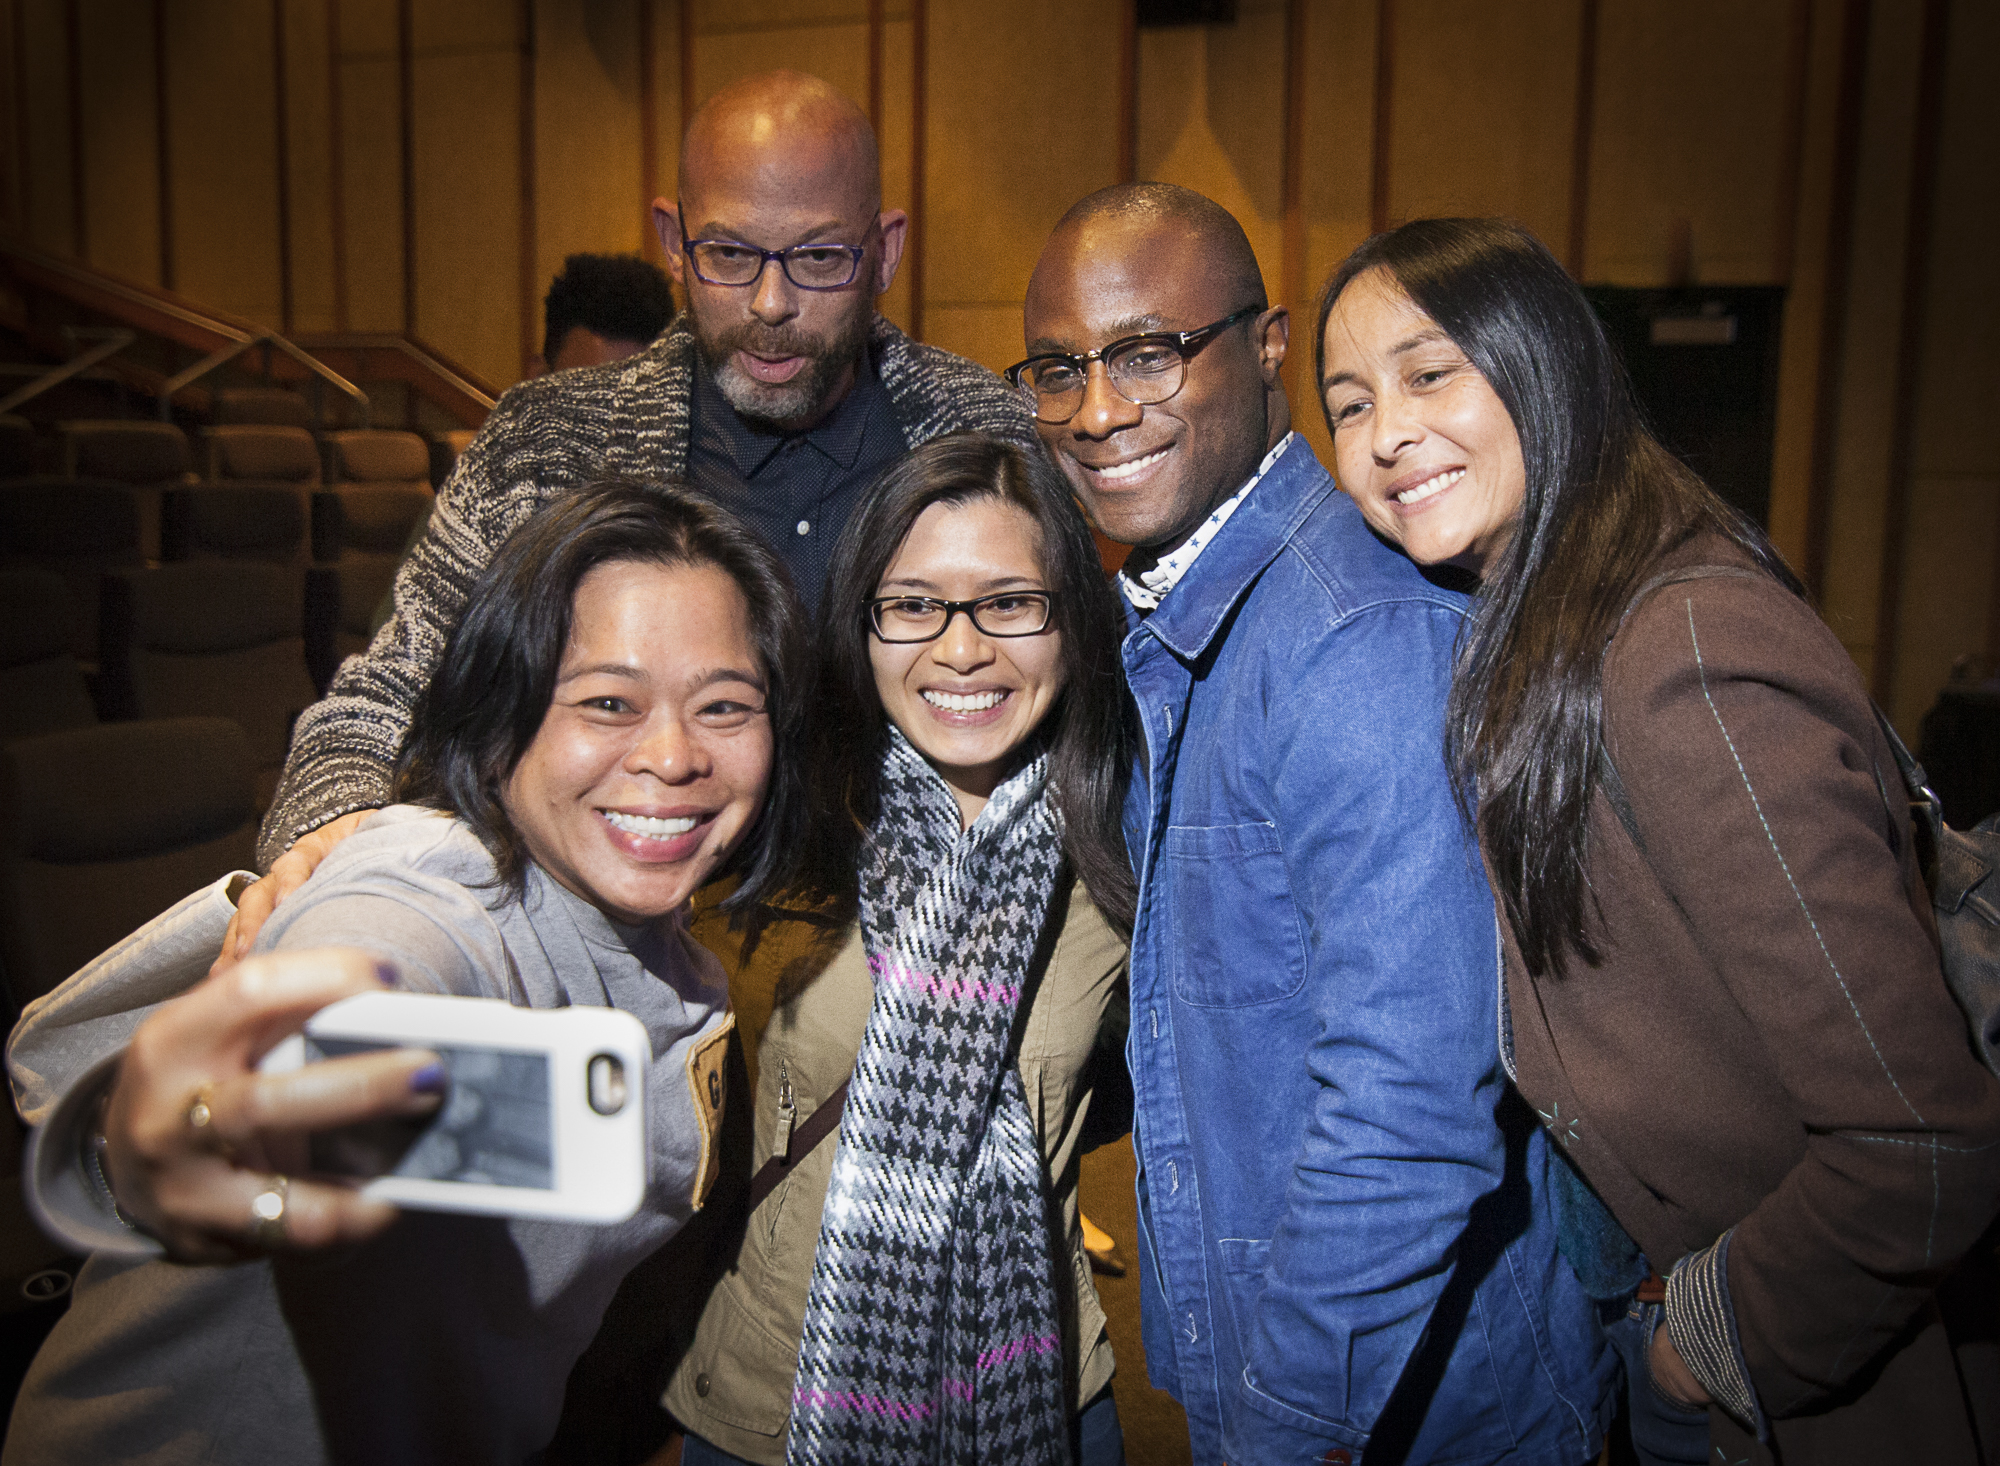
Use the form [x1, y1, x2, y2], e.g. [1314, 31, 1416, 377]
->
[1163, 821, 1308, 1007]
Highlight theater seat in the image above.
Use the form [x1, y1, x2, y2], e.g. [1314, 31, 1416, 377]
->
[202, 424, 321, 486]
[97, 563, 319, 809]
[211, 387, 314, 428]
[0, 717, 255, 1014]
[0, 415, 34, 478]
[56, 421, 196, 562]
[0, 478, 144, 663]
[161, 482, 309, 566]
[0, 570, 97, 740]
[322, 428, 430, 491]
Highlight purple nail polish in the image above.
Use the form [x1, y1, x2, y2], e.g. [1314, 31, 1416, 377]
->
[411, 1063, 447, 1095]
[375, 961, 401, 988]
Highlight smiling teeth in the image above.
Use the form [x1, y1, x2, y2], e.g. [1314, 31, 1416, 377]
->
[602, 811, 697, 838]
[923, 690, 1005, 712]
[1396, 468, 1465, 505]
[1095, 449, 1168, 481]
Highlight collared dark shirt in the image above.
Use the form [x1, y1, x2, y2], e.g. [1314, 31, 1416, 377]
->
[685, 348, 907, 616]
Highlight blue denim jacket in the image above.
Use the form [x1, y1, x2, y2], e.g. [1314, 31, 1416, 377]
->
[1120, 439, 1616, 1465]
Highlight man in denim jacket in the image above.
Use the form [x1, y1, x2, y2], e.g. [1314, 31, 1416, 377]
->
[1014, 184, 1617, 1464]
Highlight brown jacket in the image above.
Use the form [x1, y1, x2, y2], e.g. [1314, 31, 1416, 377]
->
[664, 879, 1124, 1463]
[1500, 540, 2000, 1463]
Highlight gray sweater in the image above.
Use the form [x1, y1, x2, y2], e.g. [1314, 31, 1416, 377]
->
[260, 315, 1037, 869]
[4, 807, 731, 1466]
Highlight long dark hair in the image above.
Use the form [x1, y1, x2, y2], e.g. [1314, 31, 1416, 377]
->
[801, 431, 1137, 933]
[394, 480, 808, 916]
[1314, 218, 1798, 977]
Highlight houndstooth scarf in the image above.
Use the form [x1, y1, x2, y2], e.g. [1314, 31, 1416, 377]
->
[786, 729, 1072, 1466]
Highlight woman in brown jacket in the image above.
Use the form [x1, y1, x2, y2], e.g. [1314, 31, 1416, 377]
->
[1314, 217, 2000, 1465]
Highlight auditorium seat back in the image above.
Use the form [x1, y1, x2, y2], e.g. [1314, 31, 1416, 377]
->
[0, 415, 34, 478]
[98, 562, 319, 809]
[0, 478, 144, 662]
[161, 482, 309, 566]
[202, 424, 321, 486]
[56, 420, 193, 484]
[0, 570, 97, 740]
[212, 387, 314, 428]
[0, 717, 255, 1012]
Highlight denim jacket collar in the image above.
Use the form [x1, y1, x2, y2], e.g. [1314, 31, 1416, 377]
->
[1128, 435, 1339, 664]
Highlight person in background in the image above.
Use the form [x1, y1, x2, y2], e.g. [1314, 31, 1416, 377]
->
[1315, 215, 2000, 1464]
[1015, 182, 1615, 1464]
[531, 252, 677, 377]
[252, 65, 1033, 916]
[370, 253, 680, 635]
[4, 483, 804, 1464]
[666, 431, 1133, 1465]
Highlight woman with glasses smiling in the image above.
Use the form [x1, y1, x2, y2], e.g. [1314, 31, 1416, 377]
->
[665, 431, 1138, 1466]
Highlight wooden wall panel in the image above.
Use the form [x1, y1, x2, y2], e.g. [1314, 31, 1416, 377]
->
[1765, 0, 1849, 578]
[532, 0, 646, 351]
[1135, 4, 1288, 311]
[644, 0, 682, 218]
[1291, 0, 1379, 467]
[1587, 0, 1797, 283]
[17, 0, 76, 253]
[1819, 0, 1926, 671]
[334, 0, 403, 333]
[874, 13, 914, 335]
[1909, 0, 1999, 482]
[1888, 0, 2000, 724]
[1384, 0, 1582, 253]
[74, 0, 159, 287]
[690, 24, 869, 118]
[280, 0, 337, 332]
[411, 21, 521, 387]
[921, 0, 1124, 373]
[165, 0, 284, 323]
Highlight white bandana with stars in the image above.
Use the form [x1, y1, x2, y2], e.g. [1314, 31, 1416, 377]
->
[1119, 432, 1298, 612]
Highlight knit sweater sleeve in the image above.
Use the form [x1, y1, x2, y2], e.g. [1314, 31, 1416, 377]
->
[256, 332, 693, 869]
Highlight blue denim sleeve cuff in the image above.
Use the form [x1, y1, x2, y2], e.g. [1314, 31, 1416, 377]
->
[1665, 1231, 1766, 1439]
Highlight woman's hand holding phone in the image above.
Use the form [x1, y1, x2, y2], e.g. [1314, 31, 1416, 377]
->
[102, 948, 443, 1263]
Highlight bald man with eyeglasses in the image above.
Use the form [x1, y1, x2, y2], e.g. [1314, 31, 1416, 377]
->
[251, 69, 1034, 885]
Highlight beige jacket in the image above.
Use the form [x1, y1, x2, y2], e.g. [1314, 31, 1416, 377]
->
[665, 879, 1125, 1462]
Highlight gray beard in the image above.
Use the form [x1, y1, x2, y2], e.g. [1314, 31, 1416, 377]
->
[697, 311, 872, 433]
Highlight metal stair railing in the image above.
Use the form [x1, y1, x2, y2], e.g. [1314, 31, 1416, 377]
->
[154, 332, 370, 427]
[0, 326, 137, 416]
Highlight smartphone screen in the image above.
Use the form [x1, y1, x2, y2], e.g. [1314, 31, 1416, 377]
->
[304, 1037, 553, 1190]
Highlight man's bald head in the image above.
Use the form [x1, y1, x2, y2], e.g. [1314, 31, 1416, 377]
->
[681, 70, 881, 219]
[1022, 184, 1288, 555]
[1047, 183, 1267, 316]
[654, 70, 907, 433]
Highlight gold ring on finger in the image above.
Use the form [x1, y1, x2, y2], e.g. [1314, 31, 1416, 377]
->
[249, 1175, 289, 1250]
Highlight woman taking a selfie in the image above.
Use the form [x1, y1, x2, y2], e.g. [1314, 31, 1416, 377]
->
[666, 431, 1135, 1466]
[4, 483, 805, 1465]
[1313, 217, 2000, 1464]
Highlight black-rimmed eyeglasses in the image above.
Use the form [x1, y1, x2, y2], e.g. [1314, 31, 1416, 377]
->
[1005, 306, 1263, 424]
[866, 592, 1055, 644]
[678, 211, 868, 291]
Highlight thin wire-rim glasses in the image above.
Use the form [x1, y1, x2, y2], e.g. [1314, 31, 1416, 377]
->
[866, 591, 1056, 644]
[1004, 306, 1263, 424]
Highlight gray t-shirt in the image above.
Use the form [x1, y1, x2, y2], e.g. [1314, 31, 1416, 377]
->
[4, 806, 731, 1466]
